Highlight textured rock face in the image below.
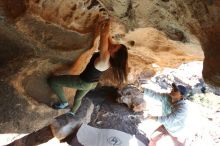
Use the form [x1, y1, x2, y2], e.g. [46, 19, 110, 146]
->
[0, 0, 219, 133]
[3, 0, 220, 86]
[28, 0, 101, 33]
[97, 0, 220, 86]
[117, 85, 146, 112]
[1, 0, 207, 84]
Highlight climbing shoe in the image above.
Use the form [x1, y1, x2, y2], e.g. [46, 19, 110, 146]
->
[67, 111, 76, 117]
[52, 102, 69, 109]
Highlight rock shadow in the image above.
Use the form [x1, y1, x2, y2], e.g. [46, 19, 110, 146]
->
[86, 86, 149, 145]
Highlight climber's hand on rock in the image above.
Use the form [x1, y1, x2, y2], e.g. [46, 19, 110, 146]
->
[100, 19, 111, 35]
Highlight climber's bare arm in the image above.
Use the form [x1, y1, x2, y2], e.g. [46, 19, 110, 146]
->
[69, 24, 100, 74]
[68, 49, 94, 75]
[94, 20, 111, 71]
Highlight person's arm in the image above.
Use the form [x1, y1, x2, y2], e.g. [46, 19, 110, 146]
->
[157, 102, 188, 126]
[144, 88, 168, 102]
[68, 47, 97, 75]
[69, 24, 100, 75]
[94, 20, 111, 71]
[146, 103, 188, 128]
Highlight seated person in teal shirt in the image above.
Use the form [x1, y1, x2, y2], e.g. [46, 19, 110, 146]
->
[144, 83, 189, 146]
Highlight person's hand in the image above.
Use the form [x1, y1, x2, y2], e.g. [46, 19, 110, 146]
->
[93, 22, 101, 38]
[91, 20, 101, 50]
[100, 19, 111, 35]
[147, 115, 158, 121]
[92, 35, 100, 52]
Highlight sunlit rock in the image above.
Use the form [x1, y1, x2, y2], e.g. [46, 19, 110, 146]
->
[1, 0, 220, 139]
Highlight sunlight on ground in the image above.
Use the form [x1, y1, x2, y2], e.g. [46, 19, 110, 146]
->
[0, 134, 27, 145]
[0, 134, 69, 146]
[129, 135, 143, 146]
[1, 61, 219, 145]
[39, 137, 69, 146]
[139, 61, 220, 146]
[154, 135, 176, 146]
[138, 93, 218, 146]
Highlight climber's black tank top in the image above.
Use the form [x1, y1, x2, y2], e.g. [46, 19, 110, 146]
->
[80, 53, 102, 82]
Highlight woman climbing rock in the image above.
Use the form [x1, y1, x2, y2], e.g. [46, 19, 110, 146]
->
[48, 19, 128, 116]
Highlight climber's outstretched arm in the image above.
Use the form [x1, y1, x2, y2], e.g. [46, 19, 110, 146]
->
[93, 19, 111, 71]
[99, 19, 110, 60]
[69, 24, 101, 74]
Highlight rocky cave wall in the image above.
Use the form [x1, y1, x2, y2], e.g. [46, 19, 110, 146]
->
[97, 0, 220, 86]
[0, 0, 219, 132]
[2, 0, 220, 86]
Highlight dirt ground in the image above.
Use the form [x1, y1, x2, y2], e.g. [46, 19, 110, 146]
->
[87, 87, 149, 145]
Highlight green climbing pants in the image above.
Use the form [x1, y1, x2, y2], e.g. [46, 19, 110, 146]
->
[48, 75, 97, 113]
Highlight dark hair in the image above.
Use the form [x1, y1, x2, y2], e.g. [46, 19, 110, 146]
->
[172, 83, 187, 96]
[110, 44, 128, 84]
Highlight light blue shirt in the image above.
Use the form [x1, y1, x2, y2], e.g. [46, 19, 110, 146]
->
[144, 89, 188, 136]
